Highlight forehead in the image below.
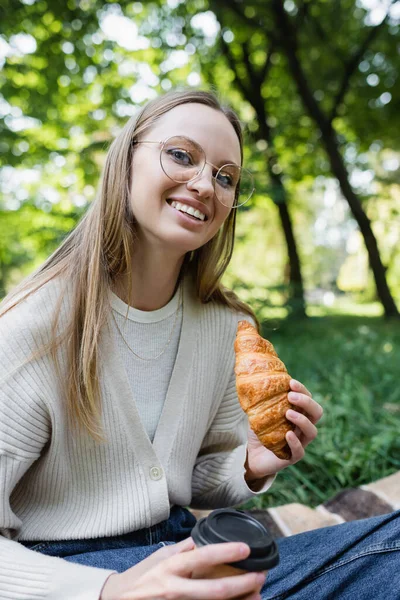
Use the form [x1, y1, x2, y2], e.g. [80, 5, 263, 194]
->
[146, 103, 241, 165]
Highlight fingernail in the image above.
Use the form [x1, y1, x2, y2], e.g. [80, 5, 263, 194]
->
[287, 409, 298, 419]
[257, 573, 266, 584]
[240, 544, 249, 556]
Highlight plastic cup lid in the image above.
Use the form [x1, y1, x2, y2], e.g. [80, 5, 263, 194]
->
[191, 508, 279, 571]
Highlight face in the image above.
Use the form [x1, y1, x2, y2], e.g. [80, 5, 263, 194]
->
[128, 103, 241, 256]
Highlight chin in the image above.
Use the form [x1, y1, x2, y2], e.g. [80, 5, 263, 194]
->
[164, 232, 209, 254]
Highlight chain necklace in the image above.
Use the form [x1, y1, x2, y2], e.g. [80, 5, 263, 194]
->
[111, 284, 183, 361]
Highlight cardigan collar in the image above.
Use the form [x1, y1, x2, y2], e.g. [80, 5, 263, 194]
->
[101, 274, 201, 464]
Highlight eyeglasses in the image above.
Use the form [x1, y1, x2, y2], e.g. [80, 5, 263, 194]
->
[132, 135, 254, 208]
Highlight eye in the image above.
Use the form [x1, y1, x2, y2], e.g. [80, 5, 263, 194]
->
[216, 170, 235, 188]
[166, 148, 193, 166]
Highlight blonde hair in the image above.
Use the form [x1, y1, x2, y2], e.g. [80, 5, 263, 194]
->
[0, 89, 258, 441]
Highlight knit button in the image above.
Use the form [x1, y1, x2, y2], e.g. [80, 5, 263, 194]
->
[149, 466, 163, 480]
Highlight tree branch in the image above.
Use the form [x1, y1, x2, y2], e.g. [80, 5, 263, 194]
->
[329, 8, 393, 123]
[242, 40, 261, 93]
[271, 0, 330, 135]
[219, 36, 251, 99]
[305, 11, 346, 63]
[260, 42, 276, 83]
[213, 0, 279, 42]
[241, 39, 275, 94]
[214, 3, 275, 96]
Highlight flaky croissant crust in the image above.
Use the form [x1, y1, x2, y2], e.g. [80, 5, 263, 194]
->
[234, 320, 294, 460]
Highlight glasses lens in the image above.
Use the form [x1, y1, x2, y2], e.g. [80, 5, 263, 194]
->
[215, 165, 255, 208]
[160, 136, 205, 183]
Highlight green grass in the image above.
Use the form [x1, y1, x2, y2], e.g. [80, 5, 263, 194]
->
[239, 314, 400, 511]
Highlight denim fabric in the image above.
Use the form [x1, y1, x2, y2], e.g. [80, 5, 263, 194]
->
[22, 505, 196, 572]
[262, 509, 400, 599]
[22, 506, 400, 599]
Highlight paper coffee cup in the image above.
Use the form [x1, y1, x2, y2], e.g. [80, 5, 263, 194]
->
[191, 508, 279, 572]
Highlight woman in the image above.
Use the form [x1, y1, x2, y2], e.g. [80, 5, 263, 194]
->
[1, 89, 396, 600]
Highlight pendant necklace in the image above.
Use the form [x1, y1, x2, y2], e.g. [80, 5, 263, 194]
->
[111, 283, 183, 361]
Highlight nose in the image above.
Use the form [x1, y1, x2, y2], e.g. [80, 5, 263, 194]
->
[185, 164, 215, 199]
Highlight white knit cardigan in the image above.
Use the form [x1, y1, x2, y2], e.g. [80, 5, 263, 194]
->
[0, 274, 274, 599]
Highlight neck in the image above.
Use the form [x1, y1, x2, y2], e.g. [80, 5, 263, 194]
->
[113, 246, 186, 311]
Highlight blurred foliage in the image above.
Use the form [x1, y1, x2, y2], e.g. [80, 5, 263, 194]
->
[0, 200, 83, 296]
[0, 0, 399, 309]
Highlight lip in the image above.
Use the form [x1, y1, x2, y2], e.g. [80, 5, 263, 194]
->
[167, 196, 211, 221]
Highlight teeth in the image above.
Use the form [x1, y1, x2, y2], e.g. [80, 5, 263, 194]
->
[170, 201, 206, 221]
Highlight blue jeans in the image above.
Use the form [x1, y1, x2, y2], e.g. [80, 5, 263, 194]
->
[22, 506, 400, 599]
[22, 505, 196, 572]
[265, 509, 400, 599]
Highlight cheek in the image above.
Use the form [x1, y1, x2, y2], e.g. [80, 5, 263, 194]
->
[214, 203, 231, 227]
[204, 205, 231, 243]
[129, 167, 168, 211]
[130, 152, 163, 191]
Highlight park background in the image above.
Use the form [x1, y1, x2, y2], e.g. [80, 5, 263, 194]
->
[0, 0, 399, 510]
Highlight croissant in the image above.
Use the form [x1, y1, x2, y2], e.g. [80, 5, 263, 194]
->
[234, 320, 295, 460]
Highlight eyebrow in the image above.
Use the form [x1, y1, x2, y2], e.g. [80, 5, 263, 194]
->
[219, 159, 240, 167]
[157, 136, 241, 168]
[202, 156, 240, 170]
[181, 144, 239, 167]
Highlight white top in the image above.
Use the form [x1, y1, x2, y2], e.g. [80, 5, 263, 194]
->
[110, 285, 183, 443]
[0, 274, 275, 600]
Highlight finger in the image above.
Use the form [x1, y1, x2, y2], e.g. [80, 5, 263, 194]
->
[286, 430, 305, 461]
[290, 379, 312, 397]
[236, 569, 268, 598]
[172, 571, 266, 600]
[288, 392, 323, 424]
[174, 537, 196, 552]
[149, 537, 195, 565]
[166, 542, 251, 577]
[286, 409, 318, 444]
[155, 537, 195, 560]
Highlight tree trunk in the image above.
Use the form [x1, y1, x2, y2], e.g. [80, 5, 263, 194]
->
[259, 122, 306, 318]
[323, 126, 398, 316]
[272, 0, 399, 318]
[211, 23, 307, 317]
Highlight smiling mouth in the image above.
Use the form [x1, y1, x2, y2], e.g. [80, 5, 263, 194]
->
[167, 199, 208, 222]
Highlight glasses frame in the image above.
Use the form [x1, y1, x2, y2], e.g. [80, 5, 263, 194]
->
[132, 135, 254, 208]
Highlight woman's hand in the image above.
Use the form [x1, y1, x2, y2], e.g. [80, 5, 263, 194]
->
[100, 538, 266, 600]
[245, 379, 323, 482]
